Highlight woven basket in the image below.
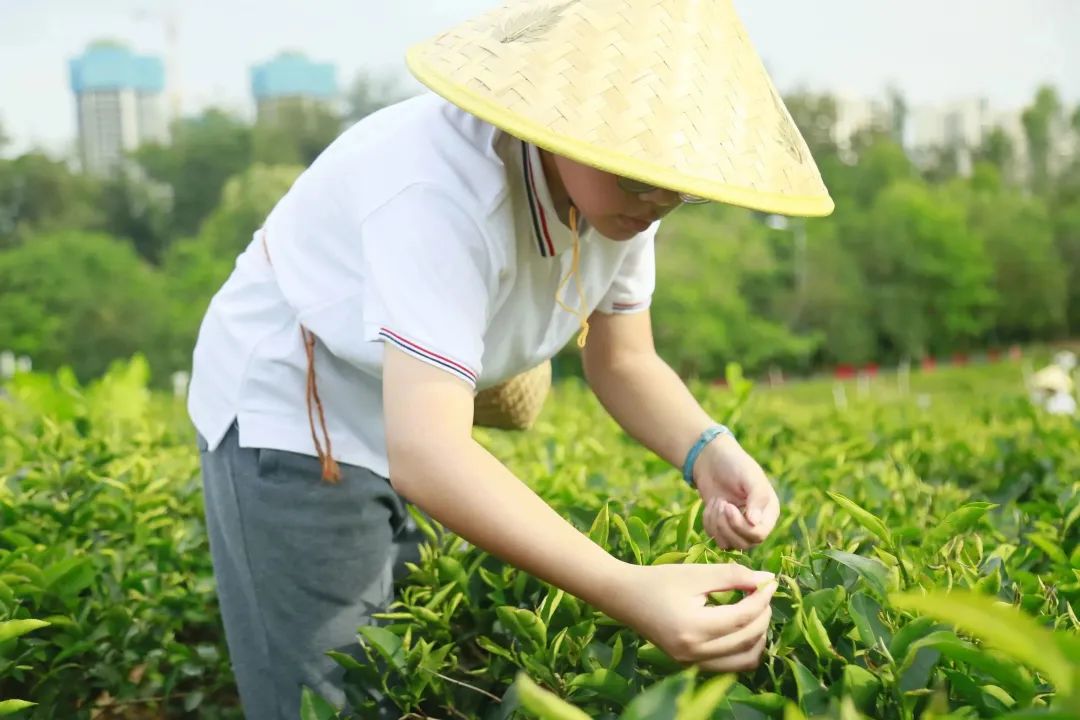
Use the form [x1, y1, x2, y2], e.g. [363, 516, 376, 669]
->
[473, 360, 552, 430]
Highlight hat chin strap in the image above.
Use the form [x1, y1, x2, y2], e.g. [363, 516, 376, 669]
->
[555, 205, 590, 349]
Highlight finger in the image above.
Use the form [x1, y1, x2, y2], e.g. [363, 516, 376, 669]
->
[723, 501, 768, 547]
[718, 501, 755, 549]
[696, 601, 772, 659]
[745, 478, 777, 527]
[704, 499, 732, 547]
[696, 633, 768, 673]
[699, 563, 775, 595]
[707, 505, 744, 550]
[703, 580, 777, 637]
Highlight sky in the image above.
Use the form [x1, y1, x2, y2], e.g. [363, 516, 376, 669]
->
[1, 0, 1078, 157]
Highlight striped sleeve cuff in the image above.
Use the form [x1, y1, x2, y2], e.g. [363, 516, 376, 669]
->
[377, 328, 479, 387]
[607, 299, 652, 314]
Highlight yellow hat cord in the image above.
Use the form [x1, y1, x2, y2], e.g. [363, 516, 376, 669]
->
[555, 205, 590, 348]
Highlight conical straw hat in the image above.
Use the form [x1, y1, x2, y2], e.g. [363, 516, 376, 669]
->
[406, 0, 834, 217]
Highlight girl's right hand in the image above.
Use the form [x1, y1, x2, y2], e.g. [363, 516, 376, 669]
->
[603, 562, 777, 672]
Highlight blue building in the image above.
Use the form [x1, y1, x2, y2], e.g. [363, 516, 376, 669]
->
[250, 52, 338, 124]
[69, 42, 168, 175]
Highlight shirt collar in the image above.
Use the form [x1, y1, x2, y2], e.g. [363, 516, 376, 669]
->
[520, 140, 586, 258]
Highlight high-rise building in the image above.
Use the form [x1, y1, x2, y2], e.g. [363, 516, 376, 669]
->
[69, 42, 167, 176]
[251, 52, 338, 125]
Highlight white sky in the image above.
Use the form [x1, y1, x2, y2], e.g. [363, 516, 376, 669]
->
[1, 0, 1077, 157]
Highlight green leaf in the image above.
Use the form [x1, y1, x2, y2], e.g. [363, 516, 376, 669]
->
[620, 673, 692, 720]
[826, 492, 892, 544]
[890, 590, 1074, 697]
[183, 691, 205, 713]
[823, 550, 890, 599]
[299, 686, 339, 720]
[652, 551, 688, 565]
[515, 673, 591, 720]
[785, 656, 828, 716]
[891, 616, 939, 661]
[588, 503, 610, 547]
[783, 702, 808, 720]
[42, 556, 96, 597]
[925, 502, 997, 549]
[0, 700, 36, 715]
[677, 500, 701, 549]
[408, 505, 440, 545]
[324, 650, 366, 672]
[627, 516, 652, 562]
[611, 514, 640, 565]
[566, 668, 633, 704]
[356, 626, 405, 671]
[804, 607, 836, 660]
[803, 586, 846, 623]
[842, 664, 880, 712]
[497, 606, 548, 652]
[909, 630, 1037, 702]
[637, 642, 682, 673]
[0, 619, 50, 643]
[848, 591, 892, 652]
[677, 675, 736, 720]
[1027, 534, 1068, 566]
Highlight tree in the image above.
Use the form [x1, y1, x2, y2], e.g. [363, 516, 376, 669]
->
[783, 91, 839, 159]
[648, 205, 820, 377]
[0, 152, 104, 247]
[345, 71, 413, 125]
[973, 126, 1016, 182]
[960, 170, 1067, 341]
[253, 98, 343, 167]
[135, 109, 254, 238]
[0, 117, 9, 153]
[98, 167, 174, 265]
[863, 181, 996, 359]
[0, 230, 171, 382]
[1021, 85, 1064, 196]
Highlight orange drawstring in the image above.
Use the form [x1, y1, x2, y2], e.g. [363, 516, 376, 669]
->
[555, 205, 590, 348]
[261, 231, 342, 483]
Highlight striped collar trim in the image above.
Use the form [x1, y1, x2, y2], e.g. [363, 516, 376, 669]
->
[521, 141, 583, 258]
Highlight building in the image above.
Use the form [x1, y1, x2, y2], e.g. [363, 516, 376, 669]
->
[905, 98, 996, 176]
[832, 95, 892, 161]
[69, 42, 167, 176]
[250, 52, 338, 125]
[906, 98, 1076, 180]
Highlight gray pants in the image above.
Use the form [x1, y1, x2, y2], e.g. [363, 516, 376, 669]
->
[197, 422, 422, 719]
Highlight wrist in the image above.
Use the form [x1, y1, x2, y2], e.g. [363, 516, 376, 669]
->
[593, 559, 644, 626]
[681, 423, 737, 488]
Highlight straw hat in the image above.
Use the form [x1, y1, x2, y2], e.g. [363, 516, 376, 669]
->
[406, 0, 833, 217]
[1031, 365, 1074, 394]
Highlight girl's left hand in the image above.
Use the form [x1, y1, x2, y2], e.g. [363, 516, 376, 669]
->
[693, 436, 781, 550]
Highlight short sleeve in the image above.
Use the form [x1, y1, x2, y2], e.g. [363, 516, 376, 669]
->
[358, 185, 495, 388]
[595, 227, 657, 315]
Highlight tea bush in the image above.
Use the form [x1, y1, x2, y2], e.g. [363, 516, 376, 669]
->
[1, 357, 1077, 719]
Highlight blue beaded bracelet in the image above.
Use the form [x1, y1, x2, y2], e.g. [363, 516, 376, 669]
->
[681, 424, 735, 488]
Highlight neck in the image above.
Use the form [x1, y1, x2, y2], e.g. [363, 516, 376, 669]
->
[538, 148, 573, 227]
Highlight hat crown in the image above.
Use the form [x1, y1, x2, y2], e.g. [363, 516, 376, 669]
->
[408, 0, 833, 216]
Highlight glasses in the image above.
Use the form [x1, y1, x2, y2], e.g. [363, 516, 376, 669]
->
[617, 176, 710, 205]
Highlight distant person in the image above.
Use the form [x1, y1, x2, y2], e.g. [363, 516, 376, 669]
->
[1030, 361, 1076, 417]
[185, 1, 833, 717]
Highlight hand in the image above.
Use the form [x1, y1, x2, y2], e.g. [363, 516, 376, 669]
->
[604, 562, 777, 672]
[695, 436, 781, 550]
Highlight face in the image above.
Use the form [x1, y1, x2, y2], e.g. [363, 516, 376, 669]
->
[544, 152, 684, 241]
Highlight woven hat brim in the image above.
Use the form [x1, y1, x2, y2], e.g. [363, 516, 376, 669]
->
[408, 46, 834, 218]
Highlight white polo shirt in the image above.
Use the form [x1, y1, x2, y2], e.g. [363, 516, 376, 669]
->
[188, 92, 658, 477]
